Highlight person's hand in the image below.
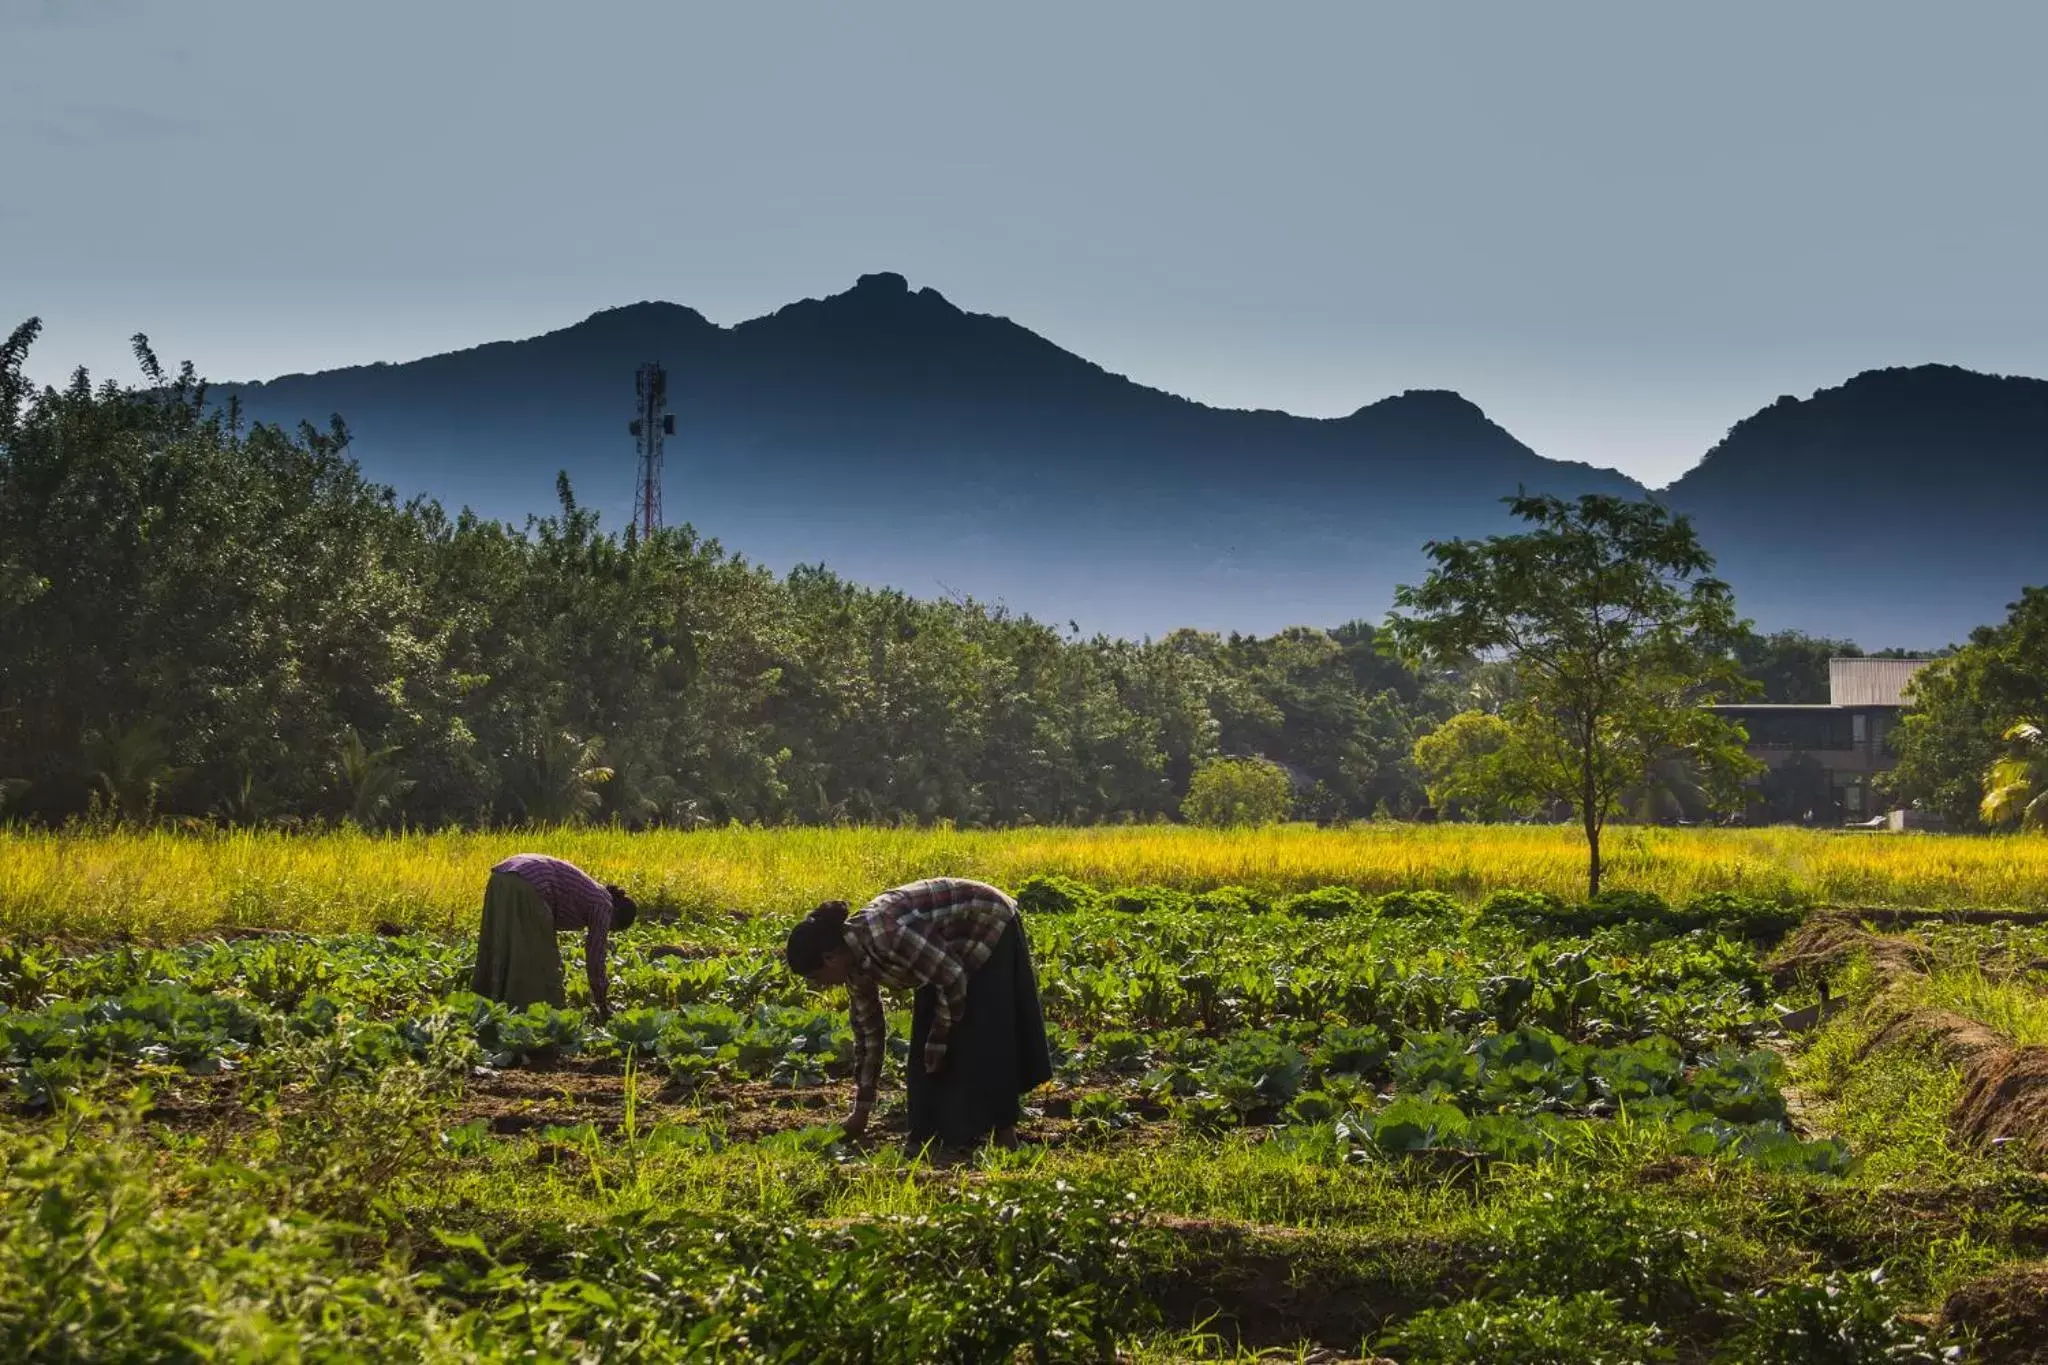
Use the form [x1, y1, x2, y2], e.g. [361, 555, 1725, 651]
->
[841, 1110, 870, 1142]
[923, 1046, 947, 1076]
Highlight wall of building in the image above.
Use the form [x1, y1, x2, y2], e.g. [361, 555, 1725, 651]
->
[1712, 704, 1906, 823]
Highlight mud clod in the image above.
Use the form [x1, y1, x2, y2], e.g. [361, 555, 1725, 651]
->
[1766, 913, 1931, 988]
[1941, 1261, 2048, 1364]
[1954, 1048, 2048, 1161]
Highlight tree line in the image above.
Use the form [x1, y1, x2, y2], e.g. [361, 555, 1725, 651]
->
[0, 324, 1445, 829]
[7, 320, 2037, 849]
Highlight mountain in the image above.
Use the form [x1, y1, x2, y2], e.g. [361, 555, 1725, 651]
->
[1663, 365, 2048, 647]
[215, 271, 1644, 637]
[214, 275, 2046, 644]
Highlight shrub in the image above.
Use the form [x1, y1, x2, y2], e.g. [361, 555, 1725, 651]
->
[1715, 1270, 1958, 1364]
[1483, 1178, 1725, 1318]
[1278, 886, 1371, 920]
[1293, 780, 1349, 826]
[1376, 889, 1465, 921]
[1192, 885, 1272, 916]
[1480, 887, 1568, 926]
[1181, 758, 1294, 828]
[1103, 885, 1191, 916]
[1379, 1291, 1670, 1364]
[1684, 891, 1804, 943]
[1014, 874, 1096, 916]
[1584, 889, 1672, 923]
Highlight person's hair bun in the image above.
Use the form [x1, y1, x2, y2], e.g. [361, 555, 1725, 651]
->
[810, 900, 850, 928]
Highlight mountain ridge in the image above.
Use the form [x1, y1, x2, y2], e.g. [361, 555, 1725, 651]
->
[233, 274, 1612, 454]
[210, 274, 2045, 645]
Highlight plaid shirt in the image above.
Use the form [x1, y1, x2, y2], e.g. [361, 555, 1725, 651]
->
[841, 878, 1017, 1125]
[495, 854, 614, 1009]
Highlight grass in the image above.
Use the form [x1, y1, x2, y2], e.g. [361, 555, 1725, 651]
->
[1905, 965, 2048, 1047]
[9, 822, 2048, 938]
[1793, 922, 2048, 1184]
[1794, 1019, 1967, 1185]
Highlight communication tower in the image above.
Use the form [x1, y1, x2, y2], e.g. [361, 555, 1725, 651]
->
[629, 363, 674, 537]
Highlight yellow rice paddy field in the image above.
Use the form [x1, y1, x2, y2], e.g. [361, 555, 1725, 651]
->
[5, 822, 2048, 940]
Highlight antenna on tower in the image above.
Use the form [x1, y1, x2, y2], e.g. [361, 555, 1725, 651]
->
[628, 362, 674, 537]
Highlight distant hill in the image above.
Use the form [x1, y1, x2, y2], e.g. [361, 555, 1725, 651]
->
[214, 274, 2043, 643]
[1663, 364, 2048, 646]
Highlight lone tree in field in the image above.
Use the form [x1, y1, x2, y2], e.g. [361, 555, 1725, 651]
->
[1391, 493, 1755, 896]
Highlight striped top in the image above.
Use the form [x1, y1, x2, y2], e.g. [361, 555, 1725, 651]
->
[494, 854, 614, 1008]
[841, 878, 1017, 1125]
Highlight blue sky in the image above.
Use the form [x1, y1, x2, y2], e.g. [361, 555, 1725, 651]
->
[4, 0, 2045, 486]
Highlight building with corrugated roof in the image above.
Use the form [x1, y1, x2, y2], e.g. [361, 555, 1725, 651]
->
[1709, 657, 1935, 823]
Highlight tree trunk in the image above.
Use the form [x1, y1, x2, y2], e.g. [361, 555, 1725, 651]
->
[1582, 747, 1602, 899]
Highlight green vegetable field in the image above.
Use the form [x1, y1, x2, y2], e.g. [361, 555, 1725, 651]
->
[5, 839, 2048, 1361]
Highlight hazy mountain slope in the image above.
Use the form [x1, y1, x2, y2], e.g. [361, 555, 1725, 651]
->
[1664, 365, 2048, 647]
[220, 276, 2047, 643]
[217, 273, 1643, 636]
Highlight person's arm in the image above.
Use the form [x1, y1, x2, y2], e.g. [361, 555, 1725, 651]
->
[584, 897, 612, 1020]
[584, 927, 609, 1018]
[845, 978, 886, 1136]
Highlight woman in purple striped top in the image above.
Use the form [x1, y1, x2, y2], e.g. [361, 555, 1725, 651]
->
[472, 854, 637, 1021]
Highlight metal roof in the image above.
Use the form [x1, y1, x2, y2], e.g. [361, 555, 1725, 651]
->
[1828, 657, 1935, 709]
[1707, 704, 1846, 713]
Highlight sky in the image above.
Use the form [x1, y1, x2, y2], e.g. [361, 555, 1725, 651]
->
[4, 0, 2046, 487]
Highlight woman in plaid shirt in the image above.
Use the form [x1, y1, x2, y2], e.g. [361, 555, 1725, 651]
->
[785, 878, 1054, 1152]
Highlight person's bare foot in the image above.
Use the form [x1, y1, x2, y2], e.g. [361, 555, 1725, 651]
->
[993, 1125, 1020, 1149]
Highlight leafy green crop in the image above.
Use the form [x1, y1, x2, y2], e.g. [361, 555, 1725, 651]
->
[0, 878, 2026, 1361]
[1715, 1271, 1961, 1364]
[1380, 1291, 1672, 1364]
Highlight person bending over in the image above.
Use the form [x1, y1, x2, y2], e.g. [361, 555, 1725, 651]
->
[473, 853, 636, 1021]
[784, 878, 1052, 1152]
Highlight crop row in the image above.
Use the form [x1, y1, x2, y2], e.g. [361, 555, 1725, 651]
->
[1, 973, 1844, 1178]
[1, 885, 1787, 1032]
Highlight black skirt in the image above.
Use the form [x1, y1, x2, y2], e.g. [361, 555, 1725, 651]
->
[907, 916, 1054, 1149]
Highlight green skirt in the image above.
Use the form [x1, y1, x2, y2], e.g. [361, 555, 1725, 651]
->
[471, 871, 565, 1009]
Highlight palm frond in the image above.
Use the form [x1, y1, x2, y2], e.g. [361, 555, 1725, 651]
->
[1980, 722, 2048, 830]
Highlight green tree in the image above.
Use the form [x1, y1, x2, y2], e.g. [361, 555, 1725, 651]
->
[1197, 623, 1434, 818]
[1182, 756, 1294, 827]
[1733, 630, 1861, 703]
[0, 326, 438, 821]
[337, 728, 415, 828]
[1887, 588, 2048, 828]
[1981, 721, 2048, 830]
[84, 720, 188, 824]
[1623, 753, 1714, 824]
[1411, 710, 1532, 820]
[506, 730, 615, 826]
[1391, 493, 1757, 895]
